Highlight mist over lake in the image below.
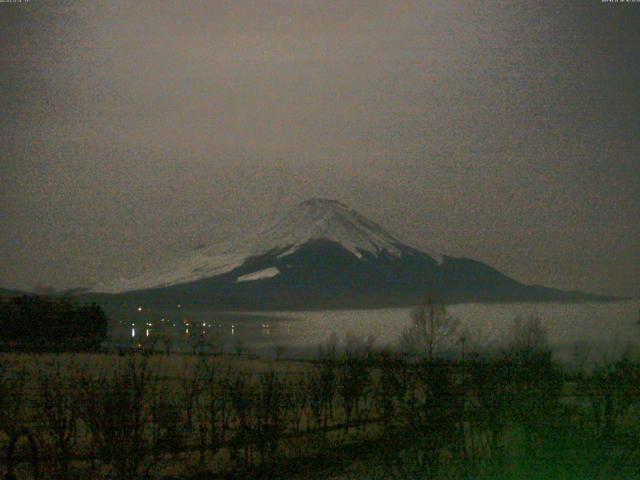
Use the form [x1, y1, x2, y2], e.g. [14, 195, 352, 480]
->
[109, 300, 639, 367]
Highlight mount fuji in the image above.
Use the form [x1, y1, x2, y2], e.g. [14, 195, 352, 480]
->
[87, 199, 610, 308]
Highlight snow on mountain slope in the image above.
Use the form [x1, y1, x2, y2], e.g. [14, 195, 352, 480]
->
[92, 253, 246, 294]
[236, 267, 280, 283]
[92, 198, 434, 293]
[253, 199, 407, 258]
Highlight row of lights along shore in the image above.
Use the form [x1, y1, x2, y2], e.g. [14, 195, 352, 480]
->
[127, 305, 291, 338]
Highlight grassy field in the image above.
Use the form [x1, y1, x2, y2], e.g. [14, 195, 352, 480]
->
[0, 351, 363, 479]
[1, 344, 640, 479]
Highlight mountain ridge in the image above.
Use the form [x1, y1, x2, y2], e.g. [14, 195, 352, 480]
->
[91, 198, 434, 294]
[83, 199, 621, 308]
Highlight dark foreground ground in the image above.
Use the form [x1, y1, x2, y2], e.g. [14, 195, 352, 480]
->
[2, 344, 640, 479]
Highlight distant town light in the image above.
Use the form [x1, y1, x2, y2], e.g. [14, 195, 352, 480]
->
[137, 306, 142, 312]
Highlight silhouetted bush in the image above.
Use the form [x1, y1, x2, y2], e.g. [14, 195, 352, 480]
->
[579, 357, 640, 440]
[465, 356, 512, 458]
[503, 317, 563, 446]
[0, 355, 28, 438]
[400, 297, 460, 360]
[337, 353, 370, 430]
[35, 359, 82, 480]
[76, 355, 152, 479]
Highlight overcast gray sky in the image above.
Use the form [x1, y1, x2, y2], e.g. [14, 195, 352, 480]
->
[1, 0, 638, 297]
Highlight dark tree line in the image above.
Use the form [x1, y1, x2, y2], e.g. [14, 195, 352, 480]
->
[0, 295, 108, 352]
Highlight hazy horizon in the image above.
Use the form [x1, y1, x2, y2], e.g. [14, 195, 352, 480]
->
[1, 1, 639, 297]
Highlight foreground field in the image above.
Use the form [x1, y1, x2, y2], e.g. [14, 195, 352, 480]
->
[1, 344, 640, 479]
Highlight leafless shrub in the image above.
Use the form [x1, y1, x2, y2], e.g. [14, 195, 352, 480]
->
[465, 357, 512, 458]
[578, 357, 640, 439]
[507, 315, 548, 355]
[148, 375, 183, 459]
[178, 359, 200, 433]
[400, 297, 460, 360]
[397, 360, 464, 475]
[570, 341, 594, 374]
[503, 316, 562, 447]
[289, 375, 309, 435]
[274, 344, 288, 361]
[189, 333, 216, 356]
[316, 332, 338, 362]
[337, 353, 370, 431]
[0, 355, 28, 438]
[34, 358, 80, 480]
[229, 375, 255, 465]
[233, 338, 246, 357]
[254, 371, 288, 463]
[158, 332, 174, 356]
[318, 361, 337, 430]
[372, 351, 409, 431]
[205, 329, 225, 356]
[76, 354, 153, 479]
[190, 357, 238, 465]
[139, 334, 159, 356]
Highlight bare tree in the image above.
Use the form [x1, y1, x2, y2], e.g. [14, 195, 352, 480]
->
[189, 334, 206, 356]
[317, 332, 339, 361]
[35, 358, 79, 480]
[234, 338, 246, 357]
[159, 332, 174, 356]
[76, 354, 153, 479]
[0, 355, 28, 438]
[139, 334, 159, 356]
[274, 344, 288, 361]
[508, 315, 548, 354]
[400, 297, 460, 360]
[204, 329, 224, 356]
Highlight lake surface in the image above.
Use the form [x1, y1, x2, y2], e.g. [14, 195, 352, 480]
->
[110, 300, 639, 366]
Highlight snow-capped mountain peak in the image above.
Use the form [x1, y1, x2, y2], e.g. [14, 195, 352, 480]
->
[254, 198, 405, 258]
[91, 199, 426, 293]
[87, 199, 606, 304]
